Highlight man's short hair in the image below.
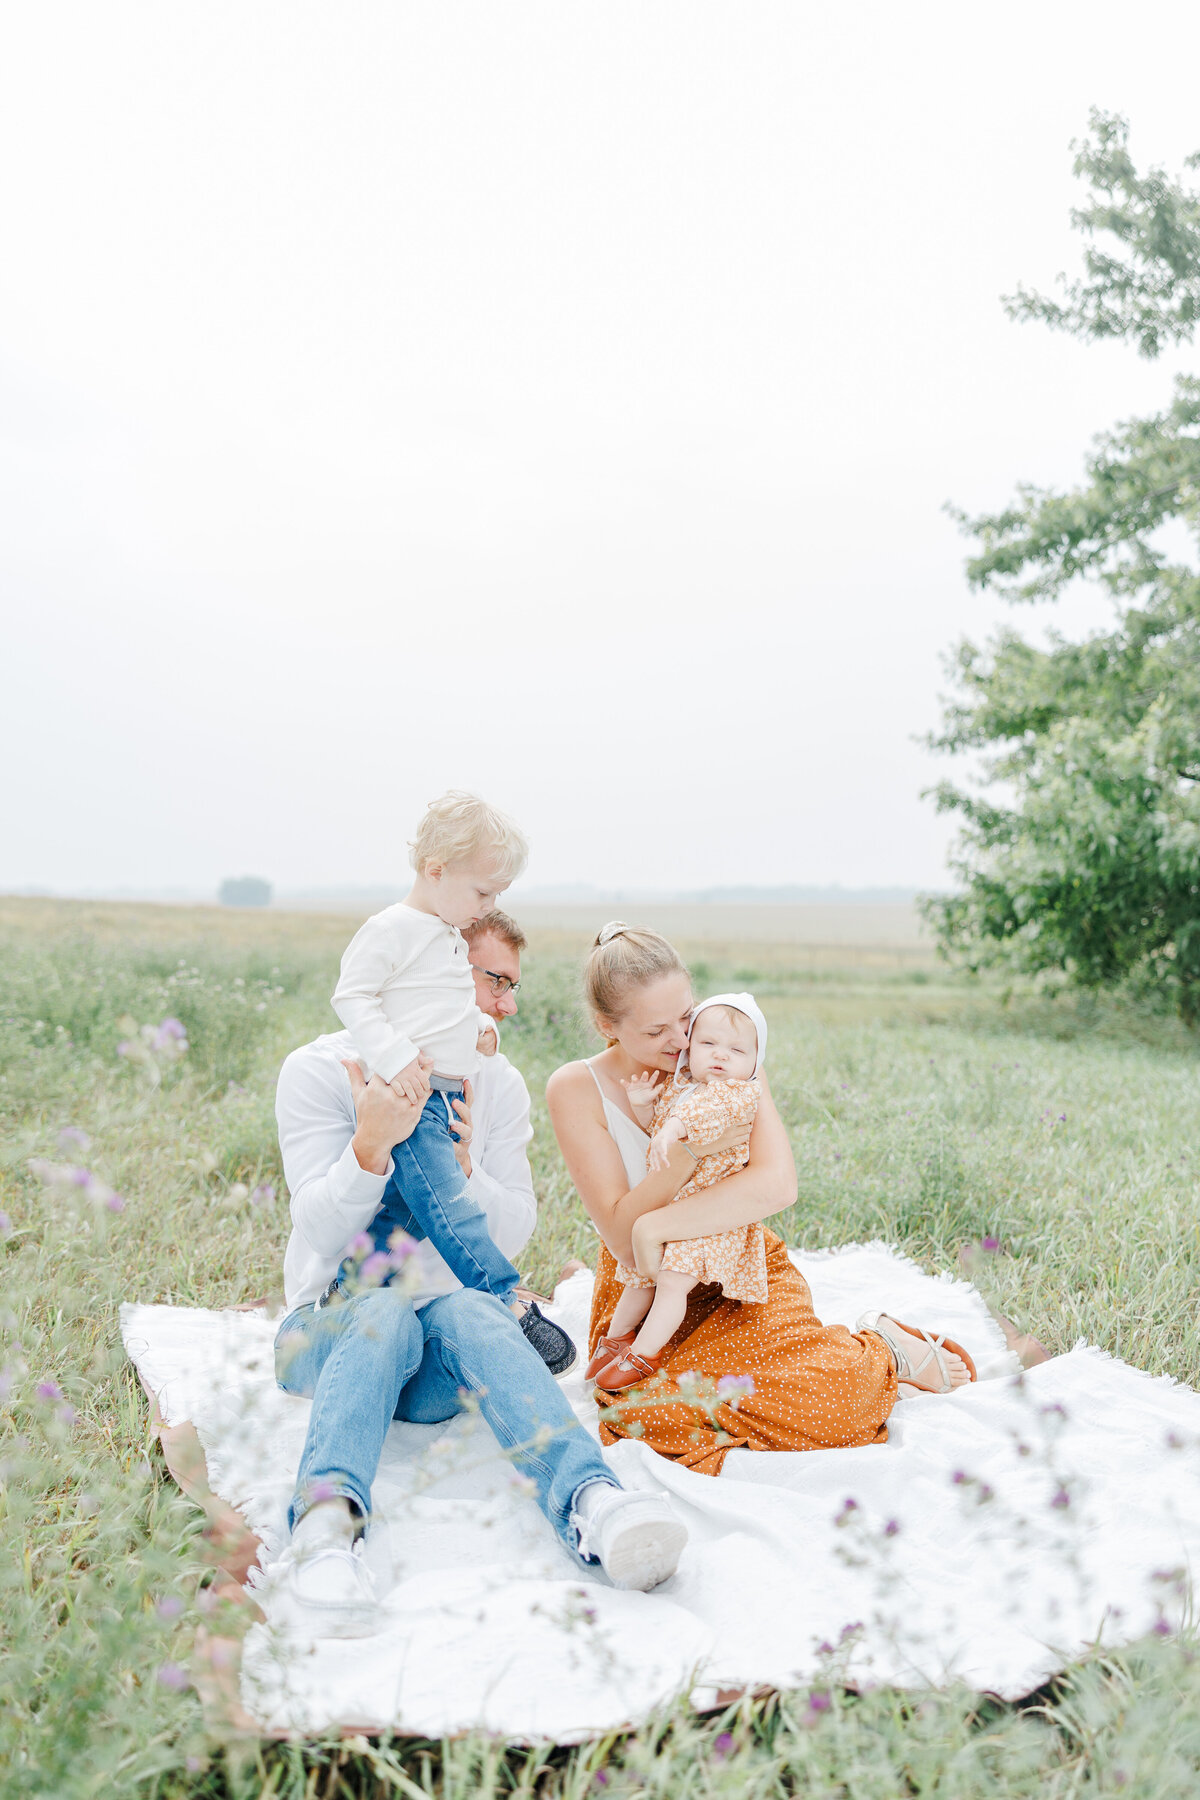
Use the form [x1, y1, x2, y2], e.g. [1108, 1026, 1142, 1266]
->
[463, 909, 527, 954]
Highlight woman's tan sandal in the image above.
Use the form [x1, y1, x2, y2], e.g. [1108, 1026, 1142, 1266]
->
[594, 1349, 665, 1393]
[584, 1333, 636, 1381]
[856, 1311, 977, 1392]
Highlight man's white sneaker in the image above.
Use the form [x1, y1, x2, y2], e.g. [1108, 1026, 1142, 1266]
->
[269, 1536, 380, 1639]
[572, 1484, 687, 1592]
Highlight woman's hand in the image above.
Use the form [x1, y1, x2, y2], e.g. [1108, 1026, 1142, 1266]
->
[448, 1078, 474, 1177]
[631, 1211, 666, 1279]
[343, 1057, 429, 1176]
[695, 1119, 753, 1160]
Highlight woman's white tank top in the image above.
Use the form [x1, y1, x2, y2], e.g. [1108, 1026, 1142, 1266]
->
[586, 1058, 649, 1188]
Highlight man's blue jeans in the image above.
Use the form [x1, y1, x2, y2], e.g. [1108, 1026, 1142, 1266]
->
[274, 1285, 618, 1559]
[366, 1086, 521, 1305]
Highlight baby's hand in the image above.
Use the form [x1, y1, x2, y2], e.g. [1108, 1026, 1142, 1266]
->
[476, 1021, 498, 1058]
[389, 1053, 433, 1106]
[621, 1070, 662, 1120]
[648, 1116, 686, 1172]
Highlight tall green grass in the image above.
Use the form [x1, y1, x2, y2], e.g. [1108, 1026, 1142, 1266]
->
[3, 899, 1200, 1797]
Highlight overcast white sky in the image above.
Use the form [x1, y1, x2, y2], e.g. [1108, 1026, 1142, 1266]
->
[4, 3, 1199, 898]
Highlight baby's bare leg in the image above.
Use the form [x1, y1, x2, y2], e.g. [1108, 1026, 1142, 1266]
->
[608, 1284, 655, 1339]
[632, 1270, 698, 1357]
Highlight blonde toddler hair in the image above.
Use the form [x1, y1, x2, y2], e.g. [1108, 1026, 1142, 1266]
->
[584, 920, 687, 1030]
[408, 790, 529, 884]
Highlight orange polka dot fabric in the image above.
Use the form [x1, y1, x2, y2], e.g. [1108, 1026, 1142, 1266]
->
[589, 1230, 898, 1477]
[614, 1074, 768, 1303]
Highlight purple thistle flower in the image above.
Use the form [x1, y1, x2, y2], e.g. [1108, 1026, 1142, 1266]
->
[815, 1640, 833, 1656]
[980, 1236, 1000, 1252]
[116, 1041, 134, 1058]
[592, 1773, 609, 1789]
[156, 1661, 188, 1691]
[716, 1373, 755, 1398]
[56, 1404, 77, 1425]
[156, 1595, 184, 1620]
[36, 1380, 63, 1401]
[154, 1017, 188, 1046]
[884, 1518, 900, 1537]
[58, 1127, 91, 1152]
[0, 1212, 10, 1237]
[349, 1232, 373, 1257]
[387, 1229, 417, 1258]
[105, 1194, 125, 1214]
[1051, 1486, 1071, 1510]
[359, 1251, 392, 1285]
[249, 1183, 275, 1207]
[69, 1167, 93, 1188]
[713, 1731, 734, 1759]
[808, 1689, 832, 1714]
[952, 1469, 968, 1485]
[1153, 1617, 1173, 1636]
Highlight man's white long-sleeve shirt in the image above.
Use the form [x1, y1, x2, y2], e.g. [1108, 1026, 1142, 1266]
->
[331, 902, 493, 1082]
[277, 1029, 537, 1311]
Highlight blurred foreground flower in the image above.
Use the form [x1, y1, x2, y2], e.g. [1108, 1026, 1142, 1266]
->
[115, 1014, 189, 1086]
[28, 1159, 125, 1214]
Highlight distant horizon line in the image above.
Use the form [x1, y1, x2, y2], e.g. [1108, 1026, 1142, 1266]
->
[2, 880, 945, 908]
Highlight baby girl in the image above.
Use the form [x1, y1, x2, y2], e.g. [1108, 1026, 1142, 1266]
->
[590, 992, 769, 1393]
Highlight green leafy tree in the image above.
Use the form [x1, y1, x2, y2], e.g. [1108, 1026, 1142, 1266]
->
[924, 112, 1200, 1019]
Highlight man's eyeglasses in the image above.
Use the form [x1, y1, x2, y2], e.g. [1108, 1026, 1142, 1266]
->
[473, 965, 521, 997]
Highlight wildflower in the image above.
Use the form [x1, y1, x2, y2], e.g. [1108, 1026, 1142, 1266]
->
[57, 1127, 91, 1152]
[834, 1497, 859, 1526]
[307, 1479, 338, 1504]
[716, 1373, 755, 1399]
[249, 1183, 275, 1207]
[713, 1732, 734, 1759]
[952, 1469, 968, 1485]
[815, 1640, 833, 1656]
[153, 1018, 188, 1052]
[980, 1236, 1000, 1252]
[349, 1232, 373, 1257]
[884, 1518, 901, 1537]
[592, 1773, 610, 1788]
[808, 1689, 832, 1714]
[156, 1595, 184, 1620]
[56, 1404, 77, 1425]
[36, 1380, 63, 1402]
[1050, 1486, 1071, 1510]
[1153, 1618, 1172, 1637]
[0, 1213, 10, 1238]
[359, 1251, 393, 1286]
[105, 1194, 125, 1214]
[156, 1662, 188, 1691]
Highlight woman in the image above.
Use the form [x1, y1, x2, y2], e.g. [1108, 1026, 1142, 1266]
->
[546, 923, 972, 1477]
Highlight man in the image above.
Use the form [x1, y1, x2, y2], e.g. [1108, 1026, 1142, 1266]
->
[268, 909, 686, 1636]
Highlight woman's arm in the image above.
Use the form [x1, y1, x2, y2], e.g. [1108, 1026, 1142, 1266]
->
[545, 1062, 698, 1268]
[630, 1074, 796, 1275]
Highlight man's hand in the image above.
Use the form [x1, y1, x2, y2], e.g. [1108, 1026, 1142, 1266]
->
[476, 1022, 498, 1058]
[448, 1078, 474, 1178]
[389, 1053, 433, 1106]
[630, 1212, 665, 1280]
[343, 1056, 430, 1176]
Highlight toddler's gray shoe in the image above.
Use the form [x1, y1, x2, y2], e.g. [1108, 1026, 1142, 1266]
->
[518, 1302, 577, 1376]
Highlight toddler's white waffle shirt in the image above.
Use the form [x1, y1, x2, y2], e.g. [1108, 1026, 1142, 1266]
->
[332, 902, 493, 1082]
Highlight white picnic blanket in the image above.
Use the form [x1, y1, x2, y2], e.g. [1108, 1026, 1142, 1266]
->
[120, 1244, 1200, 1741]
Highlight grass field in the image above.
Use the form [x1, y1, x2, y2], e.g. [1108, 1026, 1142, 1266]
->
[4, 895, 1200, 1797]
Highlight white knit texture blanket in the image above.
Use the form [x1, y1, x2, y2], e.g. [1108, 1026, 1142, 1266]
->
[120, 1245, 1200, 1741]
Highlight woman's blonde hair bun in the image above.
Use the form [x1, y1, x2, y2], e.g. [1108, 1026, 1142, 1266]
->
[584, 921, 686, 1029]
